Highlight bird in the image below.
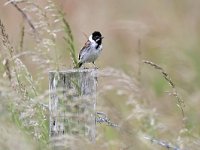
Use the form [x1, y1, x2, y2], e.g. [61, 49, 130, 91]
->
[76, 31, 103, 68]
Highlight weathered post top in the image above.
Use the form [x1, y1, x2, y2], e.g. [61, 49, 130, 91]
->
[49, 69, 97, 148]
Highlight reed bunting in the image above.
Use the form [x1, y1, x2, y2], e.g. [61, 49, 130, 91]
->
[76, 31, 103, 68]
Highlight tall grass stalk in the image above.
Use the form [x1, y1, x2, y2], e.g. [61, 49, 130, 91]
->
[143, 60, 185, 118]
[59, 11, 78, 67]
[8, 0, 36, 33]
[19, 23, 25, 52]
[0, 18, 49, 147]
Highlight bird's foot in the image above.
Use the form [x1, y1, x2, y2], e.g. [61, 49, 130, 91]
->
[94, 66, 98, 70]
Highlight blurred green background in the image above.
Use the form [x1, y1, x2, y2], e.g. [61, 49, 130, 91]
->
[0, 0, 200, 149]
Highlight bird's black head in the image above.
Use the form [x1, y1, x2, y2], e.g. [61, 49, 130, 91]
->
[92, 31, 103, 45]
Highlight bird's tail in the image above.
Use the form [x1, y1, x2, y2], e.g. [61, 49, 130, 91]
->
[74, 62, 83, 68]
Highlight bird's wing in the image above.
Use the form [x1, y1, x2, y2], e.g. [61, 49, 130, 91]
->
[79, 40, 91, 60]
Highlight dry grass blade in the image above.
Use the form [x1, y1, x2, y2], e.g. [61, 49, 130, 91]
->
[0, 19, 14, 57]
[19, 24, 25, 51]
[2, 58, 12, 81]
[143, 60, 185, 118]
[96, 112, 118, 127]
[4, 0, 27, 5]
[7, 0, 36, 33]
[144, 136, 182, 150]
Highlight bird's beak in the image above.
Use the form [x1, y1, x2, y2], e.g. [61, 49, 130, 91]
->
[101, 37, 104, 39]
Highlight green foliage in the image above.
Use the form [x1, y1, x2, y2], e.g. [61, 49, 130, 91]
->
[59, 11, 78, 67]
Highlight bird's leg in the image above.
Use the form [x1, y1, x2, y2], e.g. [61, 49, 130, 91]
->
[83, 64, 89, 69]
[80, 62, 88, 69]
[92, 62, 98, 69]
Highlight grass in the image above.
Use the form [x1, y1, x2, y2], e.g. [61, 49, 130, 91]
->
[59, 10, 78, 67]
[0, 0, 200, 150]
[143, 60, 185, 118]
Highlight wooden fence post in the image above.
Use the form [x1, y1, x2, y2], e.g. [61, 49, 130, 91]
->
[49, 69, 97, 147]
